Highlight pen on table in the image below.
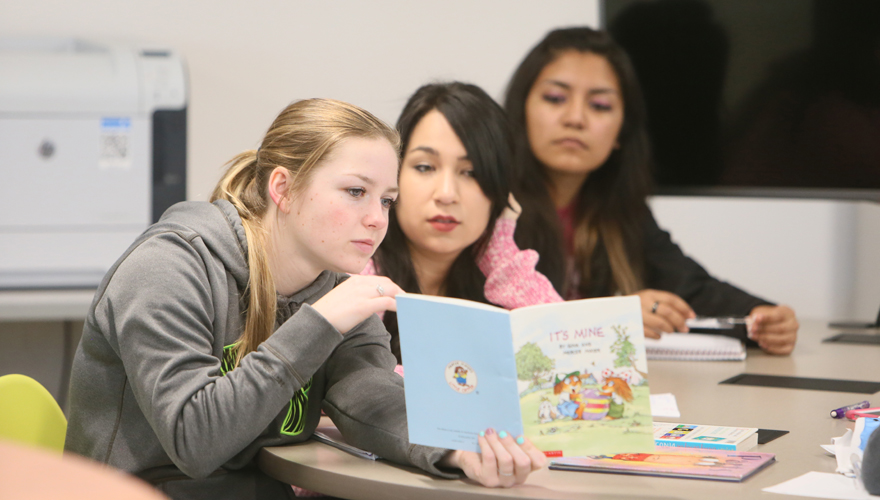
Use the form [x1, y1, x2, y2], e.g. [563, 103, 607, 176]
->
[830, 400, 870, 419]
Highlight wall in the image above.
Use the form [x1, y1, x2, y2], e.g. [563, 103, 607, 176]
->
[1, 0, 598, 201]
[650, 197, 880, 322]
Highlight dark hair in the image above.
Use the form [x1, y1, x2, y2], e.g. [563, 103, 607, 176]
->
[504, 27, 652, 297]
[373, 82, 512, 362]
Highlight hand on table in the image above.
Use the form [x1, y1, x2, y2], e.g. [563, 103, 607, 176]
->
[747, 305, 798, 355]
[311, 275, 402, 334]
[441, 429, 546, 487]
[636, 289, 695, 339]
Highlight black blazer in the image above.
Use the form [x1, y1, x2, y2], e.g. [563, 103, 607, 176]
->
[640, 210, 773, 340]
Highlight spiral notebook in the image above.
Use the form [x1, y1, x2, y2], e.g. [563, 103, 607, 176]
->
[645, 333, 746, 361]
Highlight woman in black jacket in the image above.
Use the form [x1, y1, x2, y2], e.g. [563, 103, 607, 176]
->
[504, 27, 797, 354]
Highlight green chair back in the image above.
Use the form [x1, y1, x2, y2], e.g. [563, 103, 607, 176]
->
[0, 374, 67, 454]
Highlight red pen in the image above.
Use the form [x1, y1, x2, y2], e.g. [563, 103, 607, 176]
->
[845, 407, 880, 420]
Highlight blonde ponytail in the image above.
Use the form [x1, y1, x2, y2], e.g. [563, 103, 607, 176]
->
[211, 99, 399, 368]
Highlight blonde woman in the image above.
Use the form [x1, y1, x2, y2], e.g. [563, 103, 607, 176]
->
[65, 99, 545, 500]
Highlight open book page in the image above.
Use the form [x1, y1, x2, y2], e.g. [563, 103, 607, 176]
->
[396, 294, 522, 452]
[644, 332, 745, 361]
[510, 296, 654, 456]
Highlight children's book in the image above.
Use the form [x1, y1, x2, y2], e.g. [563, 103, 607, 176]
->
[549, 447, 776, 481]
[396, 294, 654, 457]
[654, 422, 759, 451]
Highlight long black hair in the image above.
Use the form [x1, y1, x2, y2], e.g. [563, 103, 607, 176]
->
[374, 82, 513, 362]
[504, 27, 653, 297]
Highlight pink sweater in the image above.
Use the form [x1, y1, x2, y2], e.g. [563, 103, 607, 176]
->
[361, 218, 562, 308]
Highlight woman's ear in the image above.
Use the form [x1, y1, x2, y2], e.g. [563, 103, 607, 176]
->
[267, 167, 293, 213]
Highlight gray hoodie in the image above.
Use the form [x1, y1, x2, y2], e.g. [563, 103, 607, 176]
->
[65, 200, 453, 499]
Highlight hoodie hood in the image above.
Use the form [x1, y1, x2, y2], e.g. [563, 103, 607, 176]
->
[152, 200, 251, 293]
[152, 200, 337, 317]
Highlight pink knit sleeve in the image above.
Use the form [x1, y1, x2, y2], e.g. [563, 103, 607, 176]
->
[359, 259, 378, 276]
[478, 218, 564, 309]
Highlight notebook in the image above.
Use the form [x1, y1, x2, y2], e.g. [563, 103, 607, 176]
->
[645, 333, 745, 361]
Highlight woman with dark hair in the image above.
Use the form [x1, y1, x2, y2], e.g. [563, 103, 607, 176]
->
[504, 27, 798, 354]
[365, 82, 561, 363]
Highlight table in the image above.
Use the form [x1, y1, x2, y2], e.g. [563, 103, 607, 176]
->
[259, 320, 879, 499]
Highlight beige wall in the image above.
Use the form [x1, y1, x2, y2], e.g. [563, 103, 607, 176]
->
[1, 0, 598, 201]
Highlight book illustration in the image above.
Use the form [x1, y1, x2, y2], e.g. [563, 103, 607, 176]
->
[511, 299, 654, 456]
[659, 424, 698, 440]
[445, 361, 476, 394]
[550, 447, 776, 482]
[523, 326, 644, 425]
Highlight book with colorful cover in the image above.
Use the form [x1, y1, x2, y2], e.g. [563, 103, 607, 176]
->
[396, 294, 654, 457]
[654, 422, 759, 451]
[549, 447, 775, 481]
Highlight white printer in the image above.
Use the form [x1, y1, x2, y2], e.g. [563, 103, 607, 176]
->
[0, 38, 187, 289]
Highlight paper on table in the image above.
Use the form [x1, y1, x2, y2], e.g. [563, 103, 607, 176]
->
[827, 417, 878, 477]
[763, 471, 879, 499]
[650, 393, 681, 418]
[834, 429, 862, 477]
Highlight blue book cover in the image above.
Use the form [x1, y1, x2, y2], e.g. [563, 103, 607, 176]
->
[397, 294, 655, 457]
[397, 295, 522, 452]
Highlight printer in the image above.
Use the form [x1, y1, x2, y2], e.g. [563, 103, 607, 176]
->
[0, 38, 187, 289]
